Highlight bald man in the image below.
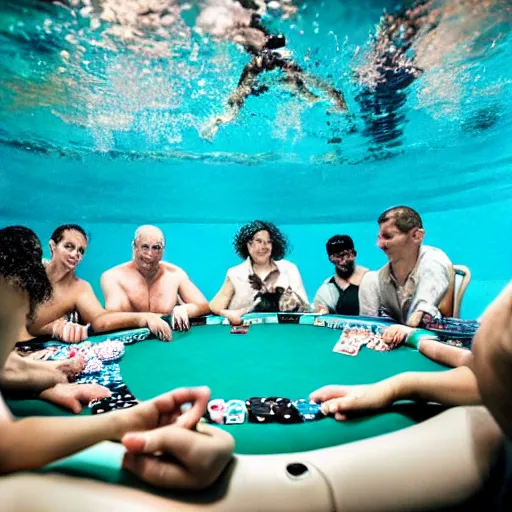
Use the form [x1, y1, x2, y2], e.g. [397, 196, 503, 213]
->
[101, 226, 210, 331]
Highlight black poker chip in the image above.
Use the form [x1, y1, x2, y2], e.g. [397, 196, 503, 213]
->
[246, 396, 303, 424]
[273, 399, 303, 424]
[246, 397, 276, 423]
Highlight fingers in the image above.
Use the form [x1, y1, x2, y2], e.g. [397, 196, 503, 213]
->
[172, 309, 190, 332]
[80, 324, 90, 341]
[322, 397, 355, 416]
[122, 451, 195, 489]
[77, 383, 111, 403]
[121, 424, 234, 490]
[160, 322, 172, 341]
[152, 319, 172, 341]
[309, 385, 347, 403]
[61, 322, 89, 343]
[68, 397, 83, 414]
[153, 386, 211, 429]
[172, 315, 184, 332]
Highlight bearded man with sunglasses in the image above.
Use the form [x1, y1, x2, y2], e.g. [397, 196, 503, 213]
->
[313, 235, 369, 316]
[101, 225, 210, 332]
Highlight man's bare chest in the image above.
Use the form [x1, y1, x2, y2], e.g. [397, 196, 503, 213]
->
[125, 275, 180, 314]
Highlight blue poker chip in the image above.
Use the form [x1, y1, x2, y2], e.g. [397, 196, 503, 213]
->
[293, 399, 325, 421]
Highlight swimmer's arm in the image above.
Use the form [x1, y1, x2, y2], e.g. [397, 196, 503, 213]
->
[100, 272, 132, 312]
[209, 277, 235, 316]
[0, 400, 127, 473]
[176, 275, 211, 318]
[390, 367, 481, 406]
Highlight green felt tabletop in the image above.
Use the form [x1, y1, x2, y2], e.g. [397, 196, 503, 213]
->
[8, 322, 449, 456]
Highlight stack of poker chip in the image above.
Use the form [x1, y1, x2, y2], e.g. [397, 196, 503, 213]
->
[93, 340, 125, 362]
[82, 358, 104, 374]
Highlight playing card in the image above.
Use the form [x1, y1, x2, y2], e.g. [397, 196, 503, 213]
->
[230, 326, 248, 334]
[333, 337, 361, 356]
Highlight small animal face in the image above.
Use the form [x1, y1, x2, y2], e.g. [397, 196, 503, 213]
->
[279, 286, 309, 313]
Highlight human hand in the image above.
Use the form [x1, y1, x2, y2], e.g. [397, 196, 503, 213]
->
[310, 383, 395, 421]
[52, 319, 90, 343]
[315, 305, 329, 315]
[122, 422, 234, 490]
[114, 386, 211, 438]
[172, 305, 190, 332]
[382, 324, 413, 349]
[39, 383, 111, 414]
[407, 311, 424, 327]
[144, 313, 172, 341]
[23, 347, 58, 361]
[221, 309, 243, 326]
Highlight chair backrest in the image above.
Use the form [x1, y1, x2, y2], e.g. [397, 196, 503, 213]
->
[452, 265, 472, 318]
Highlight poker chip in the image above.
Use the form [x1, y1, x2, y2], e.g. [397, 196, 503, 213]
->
[293, 399, 325, 421]
[82, 358, 104, 374]
[93, 340, 125, 362]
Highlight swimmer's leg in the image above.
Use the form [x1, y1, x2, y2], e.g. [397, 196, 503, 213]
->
[302, 73, 348, 111]
[201, 57, 264, 140]
[280, 59, 348, 112]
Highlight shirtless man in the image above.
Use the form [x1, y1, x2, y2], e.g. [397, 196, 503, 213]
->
[3, 224, 172, 406]
[20, 224, 171, 343]
[4, 224, 171, 394]
[101, 225, 210, 331]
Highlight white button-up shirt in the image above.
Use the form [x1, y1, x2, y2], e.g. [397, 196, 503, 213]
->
[359, 245, 452, 323]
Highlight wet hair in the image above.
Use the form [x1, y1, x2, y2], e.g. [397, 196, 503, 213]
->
[50, 224, 88, 244]
[378, 206, 423, 233]
[233, 220, 288, 261]
[0, 226, 52, 320]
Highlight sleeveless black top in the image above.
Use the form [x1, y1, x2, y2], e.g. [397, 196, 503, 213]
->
[330, 278, 360, 316]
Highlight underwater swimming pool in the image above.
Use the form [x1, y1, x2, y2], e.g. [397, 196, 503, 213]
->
[0, 0, 511, 318]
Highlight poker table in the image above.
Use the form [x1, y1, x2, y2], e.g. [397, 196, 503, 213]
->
[6, 314, 501, 511]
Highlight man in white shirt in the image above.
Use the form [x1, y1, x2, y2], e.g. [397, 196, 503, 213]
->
[359, 206, 454, 347]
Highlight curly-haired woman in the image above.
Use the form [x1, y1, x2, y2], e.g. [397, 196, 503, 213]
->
[209, 220, 309, 325]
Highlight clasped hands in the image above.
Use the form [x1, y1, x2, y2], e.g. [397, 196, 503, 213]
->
[114, 386, 234, 490]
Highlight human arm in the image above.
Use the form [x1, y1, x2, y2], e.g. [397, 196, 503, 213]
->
[313, 283, 334, 314]
[310, 366, 480, 421]
[287, 262, 309, 305]
[172, 274, 211, 331]
[358, 271, 381, 317]
[406, 250, 451, 325]
[76, 283, 172, 341]
[0, 386, 211, 474]
[176, 274, 210, 318]
[209, 277, 235, 316]
[209, 276, 251, 325]
[100, 271, 133, 312]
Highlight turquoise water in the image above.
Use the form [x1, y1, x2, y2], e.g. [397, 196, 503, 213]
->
[1, 0, 511, 318]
